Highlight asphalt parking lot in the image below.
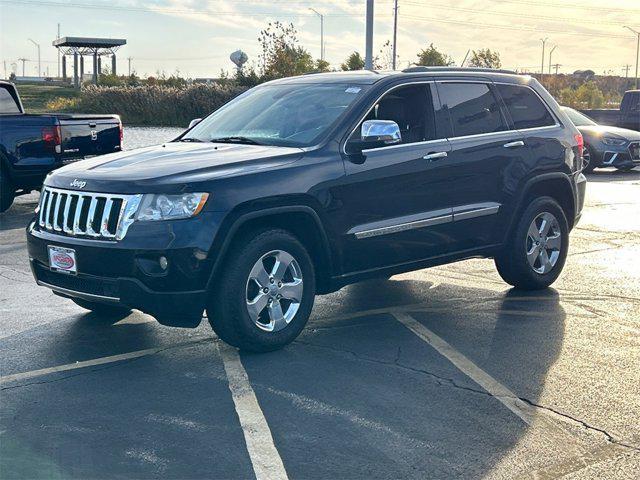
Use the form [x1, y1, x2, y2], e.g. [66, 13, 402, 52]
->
[1, 168, 639, 479]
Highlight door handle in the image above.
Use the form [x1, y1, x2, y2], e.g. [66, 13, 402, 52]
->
[503, 140, 525, 148]
[423, 151, 448, 161]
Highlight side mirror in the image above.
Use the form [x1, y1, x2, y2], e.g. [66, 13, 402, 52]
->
[361, 120, 401, 145]
[188, 118, 202, 129]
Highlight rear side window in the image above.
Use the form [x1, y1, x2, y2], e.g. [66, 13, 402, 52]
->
[496, 84, 555, 129]
[0, 86, 21, 114]
[438, 83, 507, 137]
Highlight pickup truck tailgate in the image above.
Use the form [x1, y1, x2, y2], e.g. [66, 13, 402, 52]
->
[59, 116, 121, 160]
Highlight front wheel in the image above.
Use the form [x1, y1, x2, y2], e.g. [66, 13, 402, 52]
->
[495, 197, 569, 290]
[207, 229, 316, 352]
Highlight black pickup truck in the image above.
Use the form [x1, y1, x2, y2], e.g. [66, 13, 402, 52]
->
[581, 90, 640, 132]
[0, 81, 122, 212]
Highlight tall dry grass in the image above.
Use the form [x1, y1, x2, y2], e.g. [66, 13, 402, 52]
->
[47, 83, 248, 126]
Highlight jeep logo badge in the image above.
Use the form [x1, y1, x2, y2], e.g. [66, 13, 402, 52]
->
[70, 179, 86, 189]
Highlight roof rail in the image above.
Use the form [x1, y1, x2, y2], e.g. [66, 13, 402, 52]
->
[401, 66, 518, 75]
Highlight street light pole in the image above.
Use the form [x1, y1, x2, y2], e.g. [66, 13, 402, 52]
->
[309, 8, 324, 61]
[365, 0, 374, 70]
[624, 26, 639, 89]
[392, 0, 398, 70]
[28, 38, 41, 78]
[540, 37, 548, 77]
[548, 45, 557, 75]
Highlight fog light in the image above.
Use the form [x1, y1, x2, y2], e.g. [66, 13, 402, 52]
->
[159, 256, 168, 270]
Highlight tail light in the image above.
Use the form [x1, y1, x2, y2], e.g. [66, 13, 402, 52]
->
[574, 133, 584, 157]
[42, 125, 62, 151]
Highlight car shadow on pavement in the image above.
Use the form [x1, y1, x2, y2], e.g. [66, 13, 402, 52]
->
[0, 196, 39, 232]
[1, 279, 567, 478]
[586, 167, 640, 183]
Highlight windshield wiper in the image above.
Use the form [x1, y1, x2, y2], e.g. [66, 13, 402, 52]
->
[210, 136, 264, 145]
[177, 137, 203, 142]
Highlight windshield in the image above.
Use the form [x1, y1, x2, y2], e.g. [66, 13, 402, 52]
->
[562, 107, 597, 126]
[181, 83, 368, 147]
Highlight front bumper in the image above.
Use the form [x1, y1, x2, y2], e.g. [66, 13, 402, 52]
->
[27, 211, 225, 327]
[592, 141, 640, 169]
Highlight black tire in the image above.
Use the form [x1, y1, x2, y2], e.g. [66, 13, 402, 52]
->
[72, 298, 132, 317]
[495, 196, 569, 290]
[0, 166, 15, 213]
[207, 228, 316, 352]
[582, 144, 596, 173]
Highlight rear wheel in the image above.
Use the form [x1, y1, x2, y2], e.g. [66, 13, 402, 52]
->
[207, 228, 315, 352]
[495, 197, 569, 290]
[0, 166, 15, 213]
[71, 298, 132, 317]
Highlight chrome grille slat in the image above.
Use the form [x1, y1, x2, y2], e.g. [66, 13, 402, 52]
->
[62, 195, 74, 234]
[39, 190, 49, 227]
[73, 195, 85, 235]
[100, 198, 114, 237]
[52, 193, 64, 231]
[86, 197, 100, 237]
[36, 187, 141, 241]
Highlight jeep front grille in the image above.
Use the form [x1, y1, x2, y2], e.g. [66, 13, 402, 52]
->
[38, 187, 141, 240]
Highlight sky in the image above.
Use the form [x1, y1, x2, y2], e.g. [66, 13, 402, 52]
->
[0, 0, 639, 79]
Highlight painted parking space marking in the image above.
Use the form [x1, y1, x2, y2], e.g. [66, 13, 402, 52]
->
[218, 342, 289, 480]
[392, 312, 588, 454]
[0, 338, 210, 385]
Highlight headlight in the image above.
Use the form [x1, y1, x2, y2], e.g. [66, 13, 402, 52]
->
[136, 193, 209, 221]
[602, 137, 627, 146]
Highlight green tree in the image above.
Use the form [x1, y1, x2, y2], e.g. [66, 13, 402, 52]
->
[416, 43, 454, 66]
[258, 21, 315, 80]
[574, 81, 605, 108]
[314, 59, 331, 73]
[341, 51, 365, 71]
[468, 49, 502, 69]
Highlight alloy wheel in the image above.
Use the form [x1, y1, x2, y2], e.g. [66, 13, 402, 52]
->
[245, 249, 304, 332]
[526, 212, 562, 275]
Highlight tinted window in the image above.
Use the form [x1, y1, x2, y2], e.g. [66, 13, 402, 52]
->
[353, 84, 437, 145]
[496, 84, 555, 129]
[438, 83, 506, 137]
[0, 86, 21, 114]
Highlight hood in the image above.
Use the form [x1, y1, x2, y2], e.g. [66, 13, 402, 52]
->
[47, 142, 304, 192]
[578, 125, 640, 141]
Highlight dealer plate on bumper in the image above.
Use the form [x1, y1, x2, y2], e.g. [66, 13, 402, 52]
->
[48, 245, 77, 275]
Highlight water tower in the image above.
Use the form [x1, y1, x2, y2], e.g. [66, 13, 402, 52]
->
[230, 50, 248, 73]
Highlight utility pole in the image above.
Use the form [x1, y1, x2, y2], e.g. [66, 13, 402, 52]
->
[28, 38, 41, 77]
[17, 58, 28, 77]
[624, 26, 639, 89]
[309, 8, 324, 61]
[548, 45, 557, 74]
[391, 0, 398, 70]
[540, 37, 548, 77]
[127, 57, 132, 76]
[623, 64, 632, 79]
[365, 0, 374, 70]
[57, 23, 60, 78]
[552, 63, 561, 75]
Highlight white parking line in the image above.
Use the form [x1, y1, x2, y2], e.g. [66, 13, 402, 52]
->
[0, 339, 208, 385]
[392, 312, 587, 454]
[218, 342, 289, 480]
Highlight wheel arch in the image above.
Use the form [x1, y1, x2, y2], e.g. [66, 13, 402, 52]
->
[207, 202, 336, 294]
[503, 173, 577, 243]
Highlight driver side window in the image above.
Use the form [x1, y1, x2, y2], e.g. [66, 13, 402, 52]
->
[355, 84, 435, 145]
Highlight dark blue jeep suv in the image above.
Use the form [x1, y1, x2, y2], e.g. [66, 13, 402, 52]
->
[27, 68, 587, 351]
